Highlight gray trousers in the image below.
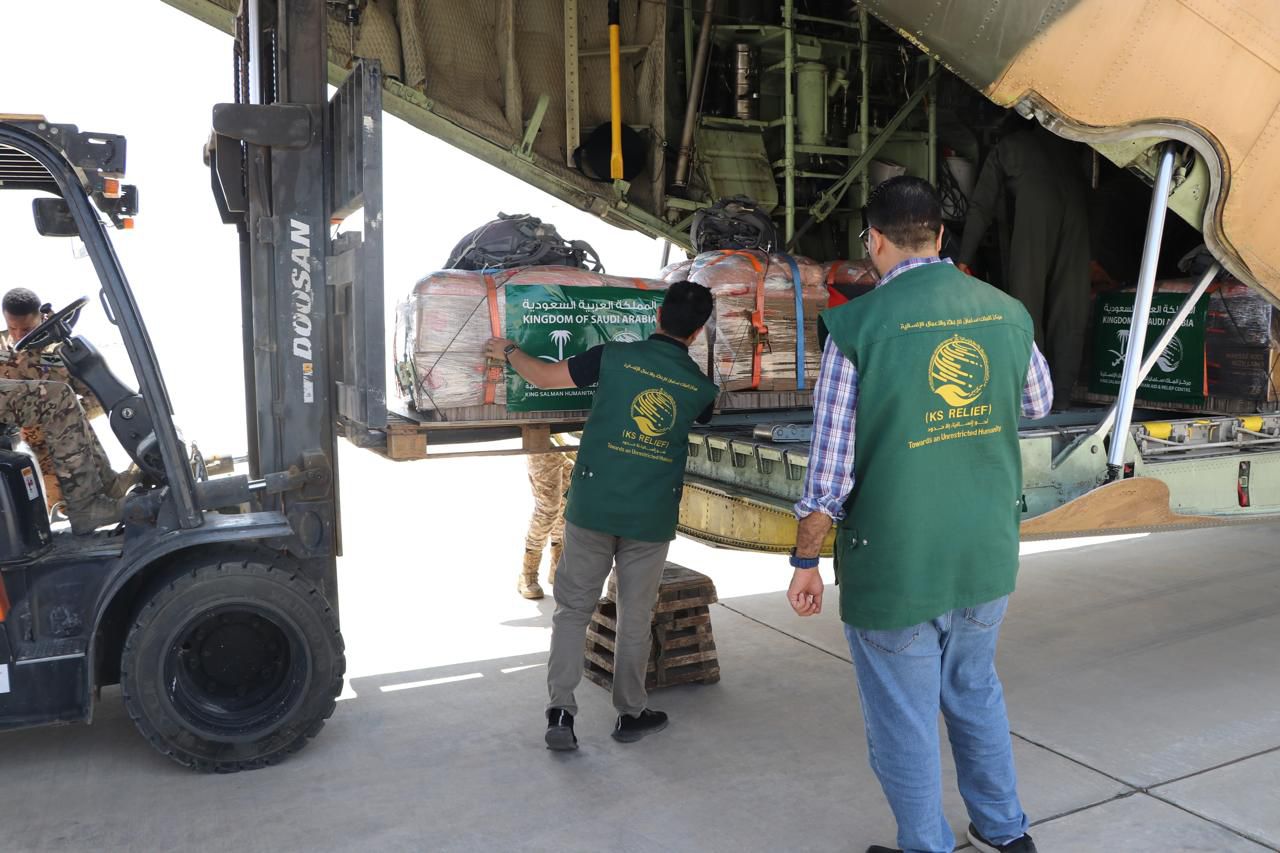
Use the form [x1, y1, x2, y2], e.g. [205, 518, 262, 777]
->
[547, 521, 670, 716]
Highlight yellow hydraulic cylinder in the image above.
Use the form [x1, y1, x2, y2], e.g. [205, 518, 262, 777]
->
[1141, 422, 1174, 441]
[608, 0, 623, 180]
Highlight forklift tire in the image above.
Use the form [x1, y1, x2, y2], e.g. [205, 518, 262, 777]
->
[119, 551, 345, 772]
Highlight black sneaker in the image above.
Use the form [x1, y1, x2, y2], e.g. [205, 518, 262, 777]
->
[865, 846, 901, 853]
[968, 824, 1037, 853]
[545, 708, 577, 751]
[611, 708, 668, 743]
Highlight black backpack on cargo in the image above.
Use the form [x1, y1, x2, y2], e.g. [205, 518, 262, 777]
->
[690, 196, 778, 254]
[444, 213, 604, 272]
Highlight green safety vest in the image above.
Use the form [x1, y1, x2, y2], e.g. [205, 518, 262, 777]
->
[564, 337, 719, 542]
[820, 262, 1035, 629]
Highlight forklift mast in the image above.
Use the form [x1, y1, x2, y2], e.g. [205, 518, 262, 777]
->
[207, 0, 386, 594]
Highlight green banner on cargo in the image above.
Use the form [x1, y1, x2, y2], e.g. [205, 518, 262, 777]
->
[505, 284, 664, 411]
[1089, 292, 1207, 402]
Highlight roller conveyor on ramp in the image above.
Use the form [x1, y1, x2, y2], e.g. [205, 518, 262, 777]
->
[679, 410, 1280, 552]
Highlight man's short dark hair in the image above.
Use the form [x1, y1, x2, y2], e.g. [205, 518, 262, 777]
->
[659, 281, 714, 338]
[865, 176, 943, 250]
[2, 287, 41, 317]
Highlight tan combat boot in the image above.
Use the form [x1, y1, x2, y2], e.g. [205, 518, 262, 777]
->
[106, 465, 141, 500]
[41, 472, 63, 513]
[518, 550, 544, 599]
[66, 495, 124, 536]
[548, 540, 563, 585]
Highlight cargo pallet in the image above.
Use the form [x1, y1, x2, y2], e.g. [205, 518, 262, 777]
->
[357, 389, 815, 461]
[1076, 390, 1279, 417]
[345, 409, 583, 460]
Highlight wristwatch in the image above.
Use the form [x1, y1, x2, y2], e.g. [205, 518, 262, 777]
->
[502, 343, 519, 363]
[789, 548, 820, 570]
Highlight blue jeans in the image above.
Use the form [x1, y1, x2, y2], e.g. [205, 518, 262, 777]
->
[844, 596, 1028, 853]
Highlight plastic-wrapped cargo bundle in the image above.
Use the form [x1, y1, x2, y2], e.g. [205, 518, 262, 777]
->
[822, 258, 878, 306]
[1148, 275, 1278, 406]
[1080, 273, 1279, 413]
[395, 266, 669, 420]
[661, 250, 828, 392]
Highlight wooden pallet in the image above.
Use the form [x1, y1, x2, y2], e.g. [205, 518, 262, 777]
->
[406, 402, 592, 424]
[717, 388, 812, 411]
[584, 609, 721, 690]
[1076, 390, 1279, 416]
[378, 411, 581, 460]
[606, 563, 720, 611]
[408, 390, 813, 424]
[375, 388, 814, 460]
[584, 564, 721, 691]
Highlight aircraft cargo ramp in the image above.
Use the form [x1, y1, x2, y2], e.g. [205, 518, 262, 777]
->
[677, 408, 1280, 553]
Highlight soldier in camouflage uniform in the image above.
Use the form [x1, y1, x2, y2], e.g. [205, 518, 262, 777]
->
[2, 288, 129, 534]
[519, 450, 575, 599]
[0, 345, 107, 510]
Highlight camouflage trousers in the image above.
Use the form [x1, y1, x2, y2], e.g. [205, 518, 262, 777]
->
[0, 355, 105, 510]
[525, 452, 574, 554]
[0, 379, 109, 513]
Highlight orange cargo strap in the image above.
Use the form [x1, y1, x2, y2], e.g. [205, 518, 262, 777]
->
[825, 261, 846, 308]
[749, 255, 767, 389]
[706, 250, 768, 389]
[483, 274, 503, 406]
[0, 573, 9, 623]
[631, 277, 649, 290]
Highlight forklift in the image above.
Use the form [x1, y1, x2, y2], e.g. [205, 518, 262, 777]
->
[0, 2, 385, 771]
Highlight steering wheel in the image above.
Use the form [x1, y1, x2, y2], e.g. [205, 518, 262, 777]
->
[14, 296, 90, 352]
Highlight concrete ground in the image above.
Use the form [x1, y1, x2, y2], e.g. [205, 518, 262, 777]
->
[2, 443, 1278, 852]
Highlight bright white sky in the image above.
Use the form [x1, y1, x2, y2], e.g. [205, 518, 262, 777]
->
[3, 0, 660, 458]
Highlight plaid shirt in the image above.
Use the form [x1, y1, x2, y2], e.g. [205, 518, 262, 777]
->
[795, 256, 1054, 521]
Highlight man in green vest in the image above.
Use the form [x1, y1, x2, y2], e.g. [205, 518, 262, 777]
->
[484, 281, 718, 751]
[787, 177, 1053, 853]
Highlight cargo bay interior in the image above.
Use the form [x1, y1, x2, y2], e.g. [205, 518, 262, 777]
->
[367, 0, 1280, 537]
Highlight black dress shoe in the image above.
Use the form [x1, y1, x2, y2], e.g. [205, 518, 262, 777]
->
[545, 708, 577, 751]
[611, 708, 668, 743]
[968, 824, 1037, 853]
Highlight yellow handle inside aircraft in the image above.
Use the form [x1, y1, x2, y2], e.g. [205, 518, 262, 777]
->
[609, 21, 623, 180]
